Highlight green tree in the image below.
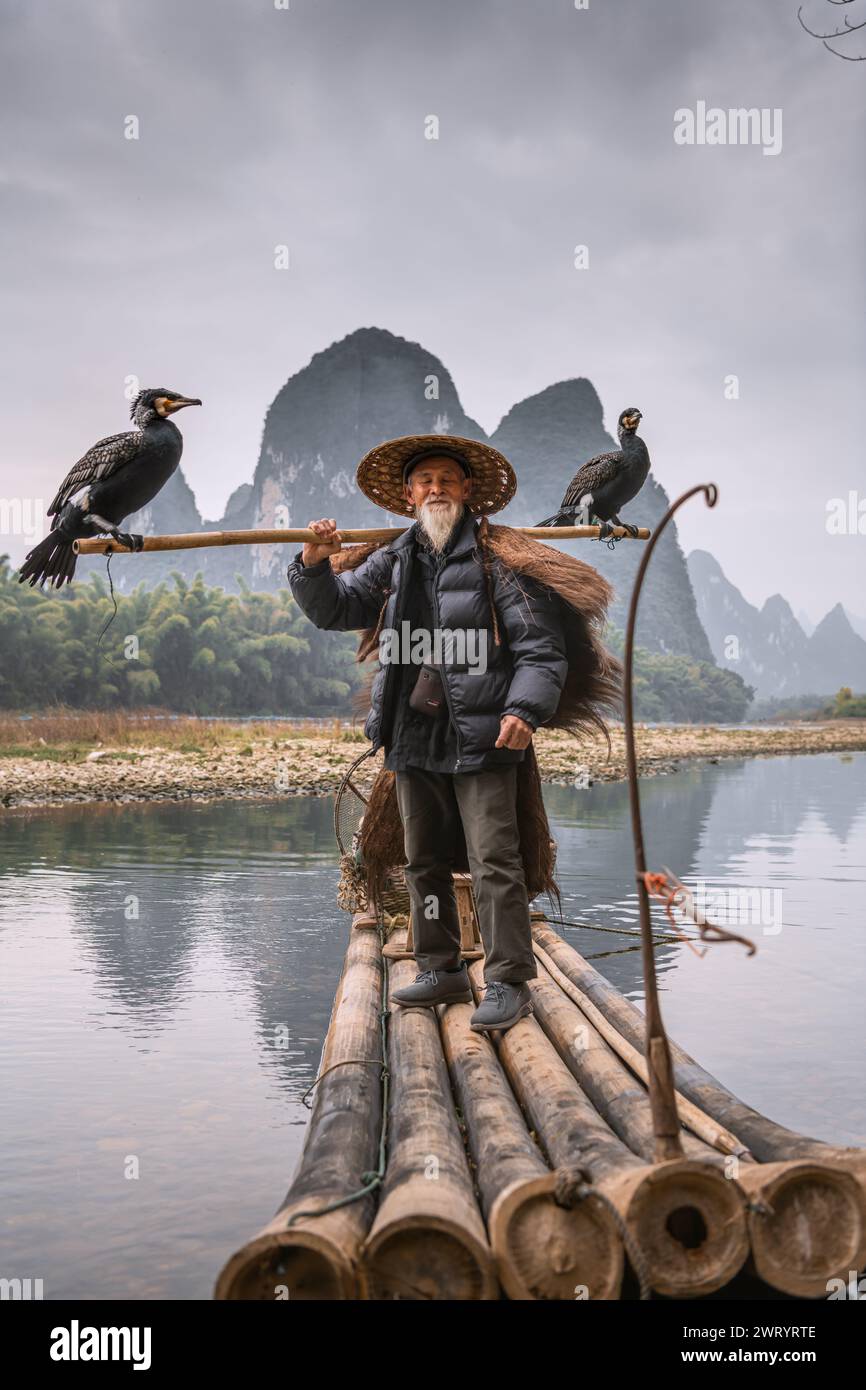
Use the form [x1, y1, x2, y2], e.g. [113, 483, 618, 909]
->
[0, 557, 360, 715]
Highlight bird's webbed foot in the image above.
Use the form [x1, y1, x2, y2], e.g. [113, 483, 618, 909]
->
[87, 516, 139, 552]
[112, 531, 144, 552]
[597, 520, 615, 541]
[621, 521, 640, 539]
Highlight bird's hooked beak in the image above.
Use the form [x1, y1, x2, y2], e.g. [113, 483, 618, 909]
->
[623, 411, 642, 430]
[156, 396, 202, 416]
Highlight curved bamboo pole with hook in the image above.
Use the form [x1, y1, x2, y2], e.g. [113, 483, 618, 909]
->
[622, 482, 719, 1162]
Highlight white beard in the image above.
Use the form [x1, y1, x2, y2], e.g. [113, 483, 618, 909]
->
[417, 497, 462, 554]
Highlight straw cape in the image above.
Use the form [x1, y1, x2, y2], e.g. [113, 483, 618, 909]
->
[334, 435, 623, 916]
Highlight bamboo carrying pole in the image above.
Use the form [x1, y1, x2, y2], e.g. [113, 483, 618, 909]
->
[358, 958, 498, 1300]
[467, 962, 749, 1299]
[214, 929, 384, 1300]
[73, 523, 651, 556]
[437, 998, 624, 1300]
[531, 923, 866, 1297]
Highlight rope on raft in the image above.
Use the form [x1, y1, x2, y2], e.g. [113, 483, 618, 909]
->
[642, 868, 758, 959]
[545, 915, 688, 948]
[554, 1166, 652, 1301]
[285, 902, 392, 1228]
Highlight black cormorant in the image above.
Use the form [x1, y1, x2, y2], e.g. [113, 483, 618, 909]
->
[18, 388, 201, 588]
[535, 407, 649, 538]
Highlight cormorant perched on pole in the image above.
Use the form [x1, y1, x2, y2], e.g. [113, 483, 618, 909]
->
[535, 407, 650, 538]
[18, 388, 201, 588]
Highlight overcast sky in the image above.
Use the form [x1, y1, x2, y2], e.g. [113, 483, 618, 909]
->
[1, 0, 863, 619]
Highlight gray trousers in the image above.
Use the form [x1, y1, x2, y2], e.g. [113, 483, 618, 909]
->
[394, 765, 537, 985]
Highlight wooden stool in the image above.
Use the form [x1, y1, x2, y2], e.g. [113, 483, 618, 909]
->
[382, 871, 484, 961]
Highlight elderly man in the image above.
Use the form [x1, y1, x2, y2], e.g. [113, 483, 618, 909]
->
[286, 434, 569, 1032]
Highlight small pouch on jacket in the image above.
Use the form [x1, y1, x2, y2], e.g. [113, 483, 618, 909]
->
[408, 663, 447, 718]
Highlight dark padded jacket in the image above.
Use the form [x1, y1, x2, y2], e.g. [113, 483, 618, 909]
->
[286, 506, 569, 773]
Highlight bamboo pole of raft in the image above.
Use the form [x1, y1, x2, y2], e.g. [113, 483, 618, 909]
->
[527, 970, 727, 1167]
[358, 958, 498, 1300]
[531, 920, 863, 1167]
[437, 998, 624, 1300]
[467, 962, 749, 1298]
[531, 923, 866, 1297]
[214, 929, 384, 1300]
[73, 523, 652, 556]
[531, 938, 752, 1160]
[735, 1160, 866, 1298]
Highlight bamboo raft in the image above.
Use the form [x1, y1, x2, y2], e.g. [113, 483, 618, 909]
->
[214, 484, 865, 1300]
[215, 901, 866, 1301]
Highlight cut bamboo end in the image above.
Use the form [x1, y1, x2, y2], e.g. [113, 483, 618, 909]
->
[738, 1160, 866, 1299]
[360, 1210, 498, 1301]
[358, 957, 499, 1300]
[465, 958, 748, 1299]
[351, 909, 378, 931]
[214, 1214, 358, 1300]
[214, 929, 383, 1300]
[823, 1149, 866, 1195]
[438, 997, 624, 1301]
[489, 1175, 624, 1301]
[603, 1160, 749, 1299]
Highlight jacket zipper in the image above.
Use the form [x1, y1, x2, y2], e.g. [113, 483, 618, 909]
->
[377, 558, 404, 749]
[430, 568, 465, 767]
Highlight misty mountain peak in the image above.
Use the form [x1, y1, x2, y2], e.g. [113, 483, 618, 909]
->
[813, 602, 856, 639]
[762, 594, 799, 625]
[691, 557, 866, 697]
[95, 326, 712, 660]
[493, 378, 606, 455]
[687, 549, 726, 582]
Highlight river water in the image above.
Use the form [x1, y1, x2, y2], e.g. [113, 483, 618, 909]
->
[0, 751, 863, 1299]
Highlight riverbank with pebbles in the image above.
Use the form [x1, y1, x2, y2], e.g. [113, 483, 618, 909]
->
[1, 719, 863, 814]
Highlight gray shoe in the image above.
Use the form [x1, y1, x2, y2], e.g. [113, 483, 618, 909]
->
[390, 965, 472, 1009]
[470, 980, 533, 1032]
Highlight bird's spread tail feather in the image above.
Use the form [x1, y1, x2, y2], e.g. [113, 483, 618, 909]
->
[17, 531, 77, 588]
[534, 510, 572, 529]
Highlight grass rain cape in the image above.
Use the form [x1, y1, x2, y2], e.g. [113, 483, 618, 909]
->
[331, 515, 623, 916]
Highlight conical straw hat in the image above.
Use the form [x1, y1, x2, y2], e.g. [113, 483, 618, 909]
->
[356, 433, 517, 518]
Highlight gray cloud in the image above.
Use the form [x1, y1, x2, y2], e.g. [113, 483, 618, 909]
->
[0, 0, 863, 618]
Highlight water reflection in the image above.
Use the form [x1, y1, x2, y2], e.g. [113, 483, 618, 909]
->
[0, 798, 343, 1078]
[0, 751, 863, 1298]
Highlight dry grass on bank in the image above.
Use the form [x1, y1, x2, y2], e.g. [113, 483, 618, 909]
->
[1, 710, 864, 810]
[0, 707, 367, 758]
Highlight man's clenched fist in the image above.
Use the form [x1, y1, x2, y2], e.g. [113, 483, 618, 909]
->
[302, 518, 343, 566]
